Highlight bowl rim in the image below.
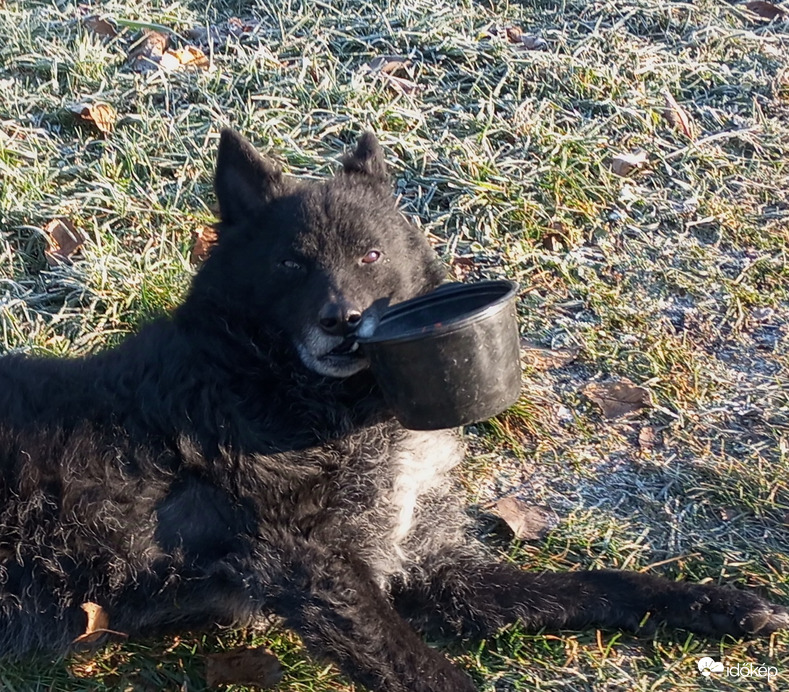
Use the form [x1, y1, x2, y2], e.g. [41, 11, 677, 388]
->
[358, 279, 518, 346]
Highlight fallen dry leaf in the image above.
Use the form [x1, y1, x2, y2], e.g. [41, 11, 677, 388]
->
[68, 102, 116, 134]
[451, 255, 475, 281]
[160, 45, 210, 71]
[492, 498, 556, 541]
[520, 340, 579, 370]
[745, 1, 787, 20]
[73, 602, 128, 645]
[518, 35, 548, 50]
[661, 89, 693, 138]
[542, 233, 564, 252]
[127, 30, 169, 72]
[82, 15, 118, 38]
[382, 73, 421, 95]
[610, 150, 648, 177]
[542, 219, 570, 251]
[505, 26, 524, 43]
[502, 26, 548, 51]
[191, 225, 218, 264]
[719, 507, 740, 521]
[206, 647, 283, 688]
[186, 17, 261, 48]
[583, 378, 652, 420]
[366, 55, 410, 75]
[637, 425, 663, 450]
[43, 218, 86, 266]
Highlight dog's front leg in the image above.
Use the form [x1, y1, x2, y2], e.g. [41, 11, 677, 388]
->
[395, 554, 788, 640]
[268, 548, 476, 692]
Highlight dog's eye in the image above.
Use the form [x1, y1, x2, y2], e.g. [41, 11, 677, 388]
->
[281, 260, 302, 270]
[361, 250, 381, 265]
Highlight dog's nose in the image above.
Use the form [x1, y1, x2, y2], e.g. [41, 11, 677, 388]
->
[319, 304, 363, 336]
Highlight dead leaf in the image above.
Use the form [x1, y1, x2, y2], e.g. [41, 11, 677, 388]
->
[68, 102, 116, 134]
[382, 73, 421, 95]
[73, 602, 128, 645]
[451, 255, 475, 281]
[661, 89, 693, 138]
[518, 35, 548, 50]
[191, 225, 218, 264]
[610, 150, 648, 177]
[205, 647, 282, 688]
[637, 425, 663, 450]
[491, 498, 556, 541]
[542, 219, 569, 251]
[186, 17, 261, 49]
[719, 507, 739, 521]
[160, 45, 210, 71]
[502, 26, 547, 51]
[43, 218, 86, 266]
[745, 1, 787, 20]
[127, 30, 169, 72]
[583, 378, 652, 420]
[366, 55, 410, 75]
[542, 233, 564, 252]
[520, 340, 579, 370]
[505, 26, 524, 43]
[82, 15, 118, 38]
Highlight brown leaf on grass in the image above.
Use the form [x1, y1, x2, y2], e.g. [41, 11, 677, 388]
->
[610, 150, 648, 177]
[366, 55, 411, 75]
[68, 102, 116, 134]
[505, 26, 524, 43]
[382, 73, 421, 95]
[661, 89, 693, 138]
[520, 340, 579, 370]
[191, 225, 218, 264]
[542, 233, 564, 252]
[127, 30, 169, 72]
[82, 15, 118, 38]
[637, 425, 663, 450]
[43, 218, 86, 266]
[492, 498, 556, 541]
[160, 45, 210, 71]
[542, 220, 569, 251]
[185, 17, 261, 48]
[518, 35, 548, 50]
[73, 602, 128, 645]
[745, 1, 787, 20]
[451, 256, 475, 281]
[205, 647, 283, 688]
[503, 26, 548, 51]
[583, 378, 652, 420]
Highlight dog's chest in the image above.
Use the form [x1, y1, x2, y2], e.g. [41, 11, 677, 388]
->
[388, 428, 462, 544]
[342, 427, 463, 582]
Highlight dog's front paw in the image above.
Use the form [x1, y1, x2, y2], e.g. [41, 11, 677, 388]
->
[679, 586, 789, 638]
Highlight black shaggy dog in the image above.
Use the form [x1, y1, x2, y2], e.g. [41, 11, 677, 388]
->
[0, 130, 786, 691]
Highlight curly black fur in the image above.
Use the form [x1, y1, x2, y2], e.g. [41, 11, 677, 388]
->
[0, 130, 786, 691]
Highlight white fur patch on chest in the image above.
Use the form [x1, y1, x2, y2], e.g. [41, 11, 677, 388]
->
[389, 428, 463, 549]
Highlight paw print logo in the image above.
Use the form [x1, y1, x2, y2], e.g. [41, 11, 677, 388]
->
[697, 657, 724, 677]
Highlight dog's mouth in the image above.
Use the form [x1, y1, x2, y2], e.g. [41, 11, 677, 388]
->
[296, 332, 368, 378]
[328, 337, 361, 357]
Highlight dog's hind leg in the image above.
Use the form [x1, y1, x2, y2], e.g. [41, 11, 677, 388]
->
[266, 547, 477, 692]
[394, 551, 789, 640]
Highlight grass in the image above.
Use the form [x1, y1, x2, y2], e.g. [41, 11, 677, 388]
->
[1, 0, 788, 689]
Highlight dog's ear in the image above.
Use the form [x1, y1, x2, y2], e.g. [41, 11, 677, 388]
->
[215, 129, 283, 226]
[341, 132, 388, 184]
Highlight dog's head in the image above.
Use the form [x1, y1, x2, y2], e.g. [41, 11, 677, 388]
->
[193, 129, 445, 378]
